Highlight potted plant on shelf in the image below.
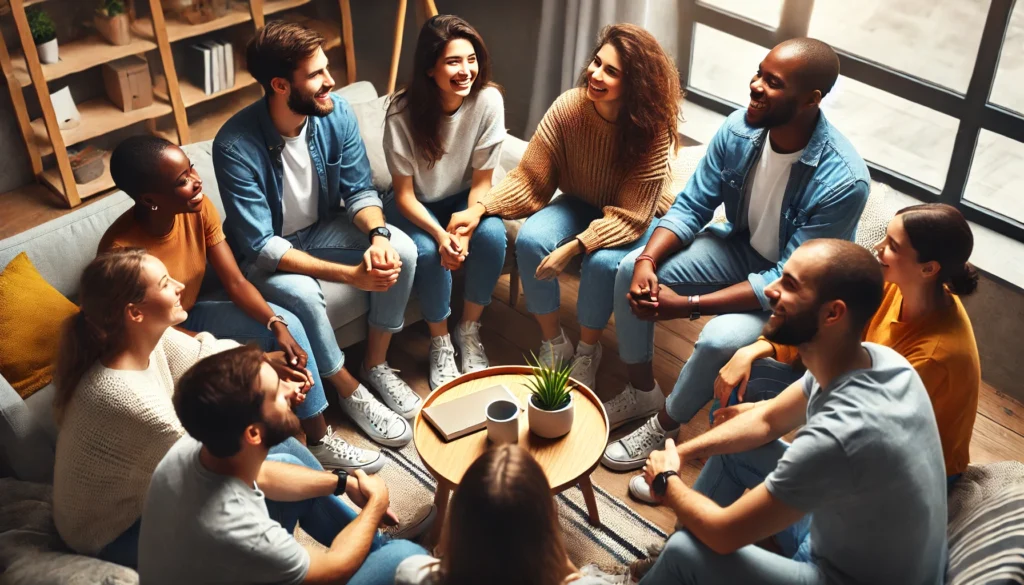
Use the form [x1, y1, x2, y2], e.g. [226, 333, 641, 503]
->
[95, 0, 131, 46]
[27, 7, 58, 64]
[525, 353, 575, 439]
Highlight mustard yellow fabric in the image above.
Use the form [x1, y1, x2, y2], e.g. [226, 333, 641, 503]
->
[0, 252, 79, 398]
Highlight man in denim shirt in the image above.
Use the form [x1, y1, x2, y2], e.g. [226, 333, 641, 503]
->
[215, 23, 420, 451]
[602, 38, 870, 471]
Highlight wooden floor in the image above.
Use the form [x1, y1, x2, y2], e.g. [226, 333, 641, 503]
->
[337, 272, 1024, 534]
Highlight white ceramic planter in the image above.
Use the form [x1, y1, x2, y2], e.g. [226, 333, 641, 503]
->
[37, 38, 58, 64]
[528, 393, 574, 439]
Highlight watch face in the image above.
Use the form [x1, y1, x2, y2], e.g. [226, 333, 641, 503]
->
[653, 473, 667, 496]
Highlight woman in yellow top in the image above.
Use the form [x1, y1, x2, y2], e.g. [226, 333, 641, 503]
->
[445, 23, 680, 393]
[715, 203, 980, 485]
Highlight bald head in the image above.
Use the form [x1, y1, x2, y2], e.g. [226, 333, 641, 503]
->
[772, 38, 840, 98]
[800, 239, 884, 332]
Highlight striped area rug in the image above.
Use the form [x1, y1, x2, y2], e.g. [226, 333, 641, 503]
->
[310, 425, 669, 570]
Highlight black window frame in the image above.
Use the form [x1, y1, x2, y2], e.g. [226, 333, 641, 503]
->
[675, 0, 1024, 242]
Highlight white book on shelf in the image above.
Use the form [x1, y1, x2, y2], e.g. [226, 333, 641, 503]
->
[223, 42, 235, 89]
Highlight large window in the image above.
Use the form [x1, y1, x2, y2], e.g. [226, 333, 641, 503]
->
[678, 0, 1024, 242]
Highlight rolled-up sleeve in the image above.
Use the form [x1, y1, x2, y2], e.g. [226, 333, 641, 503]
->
[213, 142, 292, 272]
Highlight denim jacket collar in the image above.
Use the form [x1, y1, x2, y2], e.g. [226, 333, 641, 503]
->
[731, 110, 831, 168]
[255, 98, 318, 165]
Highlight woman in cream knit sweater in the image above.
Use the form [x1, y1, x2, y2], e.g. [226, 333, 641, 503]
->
[447, 24, 681, 391]
[51, 249, 307, 568]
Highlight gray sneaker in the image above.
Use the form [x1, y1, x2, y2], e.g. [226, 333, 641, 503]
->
[429, 335, 460, 391]
[362, 362, 422, 420]
[339, 385, 413, 448]
[601, 416, 669, 471]
[570, 343, 602, 392]
[452, 321, 489, 373]
[308, 426, 385, 474]
[386, 504, 438, 542]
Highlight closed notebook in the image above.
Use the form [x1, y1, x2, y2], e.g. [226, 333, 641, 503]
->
[422, 384, 521, 442]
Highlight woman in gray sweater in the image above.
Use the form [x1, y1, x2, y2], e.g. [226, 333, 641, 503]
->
[383, 15, 507, 391]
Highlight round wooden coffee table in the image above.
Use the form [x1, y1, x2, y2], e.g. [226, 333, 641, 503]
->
[414, 366, 609, 543]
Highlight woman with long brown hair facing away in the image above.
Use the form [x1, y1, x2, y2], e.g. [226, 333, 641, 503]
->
[446, 23, 680, 392]
[395, 444, 625, 585]
[384, 15, 507, 391]
[51, 249, 316, 568]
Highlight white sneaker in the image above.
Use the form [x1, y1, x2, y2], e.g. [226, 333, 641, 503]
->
[570, 342, 602, 391]
[307, 426, 385, 474]
[601, 416, 670, 471]
[538, 330, 574, 369]
[340, 385, 413, 448]
[628, 474, 659, 504]
[577, 564, 632, 584]
[452, 321, 489, 373]
[362, 362, 422, 420]
[603, 382, 665, 429]
[429, 335, 461, 391]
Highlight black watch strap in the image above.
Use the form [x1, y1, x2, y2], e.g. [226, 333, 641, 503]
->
[368, 226, 391, 243]
[653, 470, 680, 497]
[331, 469, 349, 497]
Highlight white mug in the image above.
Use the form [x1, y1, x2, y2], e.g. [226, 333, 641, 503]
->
[486, 399, 520, 444]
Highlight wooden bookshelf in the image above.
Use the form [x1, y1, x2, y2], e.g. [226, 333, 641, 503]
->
[11, 35, 158, 82]
[30, 97, 173, 156]
[39, 150, 114, 199]
[3, 0, 354, 207]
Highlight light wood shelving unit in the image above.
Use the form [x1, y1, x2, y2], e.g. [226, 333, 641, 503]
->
[2, 0, 356, 207]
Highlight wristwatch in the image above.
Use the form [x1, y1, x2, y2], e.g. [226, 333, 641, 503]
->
[331, 468, 350, 497]
[266, 314, 288, 331]
[368, 226, 392, 243]
[687, 295, 701, 321]
[652, 470, 679, 497]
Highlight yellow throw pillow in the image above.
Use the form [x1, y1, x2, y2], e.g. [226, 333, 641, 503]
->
[0, 252, 79, 399]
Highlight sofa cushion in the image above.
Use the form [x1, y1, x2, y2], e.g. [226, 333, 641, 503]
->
[0, 253, 78, 399]
[947, 461, 1024, 584]
[350, 96, 393, 195]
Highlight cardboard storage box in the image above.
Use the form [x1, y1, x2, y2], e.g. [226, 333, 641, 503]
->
[102, 56, 153, 112]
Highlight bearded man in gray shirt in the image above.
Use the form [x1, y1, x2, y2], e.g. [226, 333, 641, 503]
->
[636, 239, 948, 585]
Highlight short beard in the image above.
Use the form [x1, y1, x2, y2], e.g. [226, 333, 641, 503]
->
[288, 87, 334, 118]
[261, 413, 303, 449]
[747, 99, 799, 129]
[762, 306, 820, 346]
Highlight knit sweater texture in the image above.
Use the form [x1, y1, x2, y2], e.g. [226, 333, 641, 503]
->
[480, 87, 674, 252]
[53, 328, 237, 554]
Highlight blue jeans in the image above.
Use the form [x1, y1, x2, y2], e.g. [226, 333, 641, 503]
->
[265, 439, 427, 585]
[516, 196, 658, 330]
[640, 442, 824, 585]
[383, 191, 506, 323]
[707, 358, 802, 426]
[182, 300, 327, 420]
[613, 232, 773, 424]
[247, 214, 417, 377]
[98, 517, 142, 568]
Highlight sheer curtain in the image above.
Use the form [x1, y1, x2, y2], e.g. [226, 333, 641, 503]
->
[525, 0, 682, 135]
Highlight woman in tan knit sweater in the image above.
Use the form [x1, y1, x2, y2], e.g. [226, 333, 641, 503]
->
[447, 24, 680, 390]
[51, 249, 311, 568]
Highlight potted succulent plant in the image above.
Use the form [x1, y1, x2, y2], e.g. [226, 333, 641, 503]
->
[95, 0, 131, 46]
[525, 353, 575, 439]
[27, 8, 58, 64]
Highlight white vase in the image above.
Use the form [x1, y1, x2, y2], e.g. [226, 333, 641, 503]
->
[37, 38, 58, 64]
[528, 393, 574, 439]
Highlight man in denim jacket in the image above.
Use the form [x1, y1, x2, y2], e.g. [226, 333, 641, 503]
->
[214, 23, 420, 451]
[602, 38, 870, 471]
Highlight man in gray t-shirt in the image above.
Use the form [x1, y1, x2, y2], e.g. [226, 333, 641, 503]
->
[138, 346, 427, 585]
[636, 239, 947, 585]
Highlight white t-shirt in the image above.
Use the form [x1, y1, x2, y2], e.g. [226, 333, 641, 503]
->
[280, 120, 320, 236]
[746, 135, 803, 262]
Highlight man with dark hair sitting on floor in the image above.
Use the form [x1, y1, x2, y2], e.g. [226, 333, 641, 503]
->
[635, 239, 948, 585]
[138, 345, 428, 585]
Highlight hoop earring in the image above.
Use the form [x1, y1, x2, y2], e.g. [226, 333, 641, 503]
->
[150, 204, 158, 211]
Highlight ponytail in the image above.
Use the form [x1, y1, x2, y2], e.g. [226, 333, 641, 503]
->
[53, 248, 148, 424]
[947, 262, 980, 297]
